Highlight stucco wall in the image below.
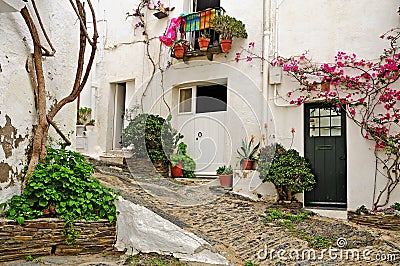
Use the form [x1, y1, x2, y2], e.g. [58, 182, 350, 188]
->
[0, 1, 80, 203]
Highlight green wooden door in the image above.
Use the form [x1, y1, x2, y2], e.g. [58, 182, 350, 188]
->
[304, 103, 347, 208]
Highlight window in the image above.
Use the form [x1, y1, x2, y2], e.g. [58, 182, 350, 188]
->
[194, 0, 220, 12]
[179, 88, 193, 113]
[196, 84, 227, 113]
[309, 107, 342, 137]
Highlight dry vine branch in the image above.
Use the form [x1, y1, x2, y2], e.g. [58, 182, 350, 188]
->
[21, 0, 98, 190]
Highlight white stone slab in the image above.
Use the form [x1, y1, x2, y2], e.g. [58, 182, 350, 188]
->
[115, 197, 229, 265]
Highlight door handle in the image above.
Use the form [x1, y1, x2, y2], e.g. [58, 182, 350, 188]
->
[197, 132, 203, 138]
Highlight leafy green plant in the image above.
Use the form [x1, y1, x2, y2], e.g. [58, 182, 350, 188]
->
[1, 148, 118, 244]
[237, 138, 260, 162]
[77, 107, 92, 125]
[216, 165, 233, 175]
[25, 255, 33, 262]
[258, 144, 316, 202]
[209, 14, 248, 40]
[170, 142, 196, 178]
[86, 119, 95, 126]
[122, 114, 180, 162]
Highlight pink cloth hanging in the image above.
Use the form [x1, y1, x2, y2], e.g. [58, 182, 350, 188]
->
[159, 16, 184, 47]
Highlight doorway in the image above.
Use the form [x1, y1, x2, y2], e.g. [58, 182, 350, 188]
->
[304, 103, 347, 208]
[108, 83, 126, 150]
[176, 84, 227, 175]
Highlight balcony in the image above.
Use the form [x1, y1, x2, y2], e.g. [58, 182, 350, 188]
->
[171, 7, 225, 61]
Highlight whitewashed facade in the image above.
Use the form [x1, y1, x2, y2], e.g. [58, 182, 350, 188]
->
[2, 0, 399, 213]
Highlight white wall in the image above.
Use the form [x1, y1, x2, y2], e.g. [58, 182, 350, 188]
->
[0, 1, 81, 203]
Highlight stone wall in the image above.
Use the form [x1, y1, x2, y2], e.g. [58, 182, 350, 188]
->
[0, 218, 116, 262]
[348, 211, 400, 231]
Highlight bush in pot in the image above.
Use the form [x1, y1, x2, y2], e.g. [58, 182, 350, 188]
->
[170, 142, 196, 178]
[122, 114, 180, 176]
[209, 14, 248, 52]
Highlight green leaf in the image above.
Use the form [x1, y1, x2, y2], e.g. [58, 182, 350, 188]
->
[16, 217, 25, 225]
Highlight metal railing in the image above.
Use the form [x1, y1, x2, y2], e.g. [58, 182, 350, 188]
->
[179, 7, 225, 52]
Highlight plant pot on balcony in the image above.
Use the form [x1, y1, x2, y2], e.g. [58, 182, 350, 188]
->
[198, 37, 210, 51]
[220, 39, 232, 53]
[173, 44, 189, 59]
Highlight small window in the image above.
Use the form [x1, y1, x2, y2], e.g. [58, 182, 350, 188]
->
[179, 88, 193, 113]
[194, 0, 220, 12]
[308, 106, 342, 137]
[196, 84, 227, 113]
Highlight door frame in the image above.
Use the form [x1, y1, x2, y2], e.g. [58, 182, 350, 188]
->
[304, 102, 348, 208]
[176, 85, 227, 175]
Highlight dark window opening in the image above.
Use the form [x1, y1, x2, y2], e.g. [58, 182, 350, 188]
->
[196, 84, 227, 113]
[194, 0, 220, 11]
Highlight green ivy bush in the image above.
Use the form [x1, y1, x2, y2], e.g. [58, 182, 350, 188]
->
[258, 144, 316, 202]
[122, 114, 180, 162]
[170, 142, 196, 178]
[1, 148, 118, 244]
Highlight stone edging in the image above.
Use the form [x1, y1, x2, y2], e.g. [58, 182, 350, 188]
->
[348, 211, 400, 231]
[0, 218, 116, 262]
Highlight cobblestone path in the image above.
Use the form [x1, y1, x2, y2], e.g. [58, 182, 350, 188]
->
[93, 159, 400, 266]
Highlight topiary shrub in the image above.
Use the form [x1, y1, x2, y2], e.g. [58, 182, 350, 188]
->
[1, 148, 118, 244]
[258, 144, 316, 202]
[121, 114, 180, 163]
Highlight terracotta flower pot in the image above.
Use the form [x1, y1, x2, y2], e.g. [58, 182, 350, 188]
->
[171, 162, 183, 177]
[219, 174, 233, 188]
[173, 44, 188, 59]
[198, 37, 210, 51]
[219, 39, 232, 53]
[241, 159, 254, 170]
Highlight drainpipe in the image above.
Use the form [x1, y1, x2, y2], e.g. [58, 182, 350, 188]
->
[272, 0, 295, 107]
[261, 0, 271, 132]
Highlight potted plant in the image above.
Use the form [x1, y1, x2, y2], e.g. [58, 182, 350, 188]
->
[197, 32, 210, 51]
[153, 4, 175, 19]
[237, 138, 260, 170]
[76, 107, 92, 136]
[216, 165, 233, 188]
[257, 144, 316, 202]
[121, 114, 177, 177]
[170, 142, 196, 178]
[209, 14, 248, 52]
[172, 39, 190, 59]
[85, 119, 95, 132]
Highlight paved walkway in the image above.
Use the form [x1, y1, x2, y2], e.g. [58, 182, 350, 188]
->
[92, 159, 400, 266]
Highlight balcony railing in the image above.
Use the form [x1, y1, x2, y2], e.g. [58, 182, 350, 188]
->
[172, 7, 225, 60]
